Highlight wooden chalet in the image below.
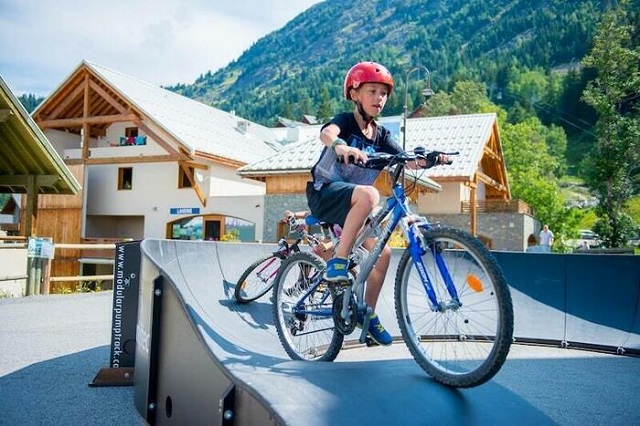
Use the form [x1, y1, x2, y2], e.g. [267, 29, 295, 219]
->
[28, 60, 280, 288]
[240, 113, 537, 250]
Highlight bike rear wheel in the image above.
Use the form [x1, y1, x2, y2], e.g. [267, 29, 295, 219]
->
[272, 251, 343, 361]
[395, 226, 513, 388]
[235, 255, 281, 303]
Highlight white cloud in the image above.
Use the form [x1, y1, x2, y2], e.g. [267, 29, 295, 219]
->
[0, 0, 322, 96]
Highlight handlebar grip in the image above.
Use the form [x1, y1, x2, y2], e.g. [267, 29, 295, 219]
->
[336, 154, 364, 167]
[426, 150, 459, 166]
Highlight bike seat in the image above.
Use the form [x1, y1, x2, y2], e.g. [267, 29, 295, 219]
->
[305, 215, 335, 228]
[304, 215, 322, 226]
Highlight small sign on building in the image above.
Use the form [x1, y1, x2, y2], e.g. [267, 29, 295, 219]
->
[169, 207, 200, 215]
[27, 237, 55, 259]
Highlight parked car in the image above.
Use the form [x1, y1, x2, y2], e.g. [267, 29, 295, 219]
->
[570, 229, 602, 250]
[579, 230, 597, 240]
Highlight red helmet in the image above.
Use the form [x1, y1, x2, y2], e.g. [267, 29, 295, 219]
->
[343, 61, 394, 100]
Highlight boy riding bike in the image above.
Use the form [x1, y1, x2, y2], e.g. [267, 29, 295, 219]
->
[306, 61, 449, 346]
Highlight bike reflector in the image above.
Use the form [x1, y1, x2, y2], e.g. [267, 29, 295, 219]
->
[467, 274, 484, 292]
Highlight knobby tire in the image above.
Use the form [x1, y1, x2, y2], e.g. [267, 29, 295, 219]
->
[395, 226, 513, 388]
[272, 251, 343, 362]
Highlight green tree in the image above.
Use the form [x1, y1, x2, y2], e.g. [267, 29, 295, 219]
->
[279, 100, 294, 120]
[424, 80, 506, 122]
[506, 67, 548, 112]
[295, 90, 314, 119]
[544, 124, 569, 178]
[316, 87, 333, 123]
[501, 117, 576, 242]
[581, 0, 640, 247]
[17, 94, 44, 113]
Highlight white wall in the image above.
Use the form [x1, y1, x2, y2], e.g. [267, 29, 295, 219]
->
[208, 167, 265, 197]
[418, 181, 464, 214]
[45, 129, 81, 158]
[85, 162, 266, 239]
[85, 215, 145, 240]
[0, 246, 27, 297]
[46, 117, 270, 241]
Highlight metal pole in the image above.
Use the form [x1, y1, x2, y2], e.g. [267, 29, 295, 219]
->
[402, 65, 433, 152]
[402, 65, 433, 187]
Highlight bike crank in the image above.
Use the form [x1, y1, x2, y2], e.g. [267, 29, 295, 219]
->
[332, 291, 357, 334]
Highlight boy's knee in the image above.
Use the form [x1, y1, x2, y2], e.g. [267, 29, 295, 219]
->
[353, 185, 379, 207]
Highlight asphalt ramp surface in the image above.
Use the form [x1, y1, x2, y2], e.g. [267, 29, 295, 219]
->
[1, 239, 639, 425]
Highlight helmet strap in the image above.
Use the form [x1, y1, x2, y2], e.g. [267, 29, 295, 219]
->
[355, 101, 374, 126]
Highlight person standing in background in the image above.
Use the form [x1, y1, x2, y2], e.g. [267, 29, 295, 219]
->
[539, 224, 555, 252]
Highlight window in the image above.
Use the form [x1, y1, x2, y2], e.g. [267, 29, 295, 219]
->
[118, 167, 133, 190]
[120, 127, 141, 146]
[179, 165, 194, 188]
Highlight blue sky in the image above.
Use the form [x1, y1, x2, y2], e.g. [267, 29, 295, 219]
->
[0, 0, 322, 97]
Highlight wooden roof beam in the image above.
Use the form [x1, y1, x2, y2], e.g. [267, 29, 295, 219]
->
[0, 174, 60, 186]
[88, 80, 129, 114]
[134, 119, 182, 158]
[195, 150, 246, 168]
[483, 145, 501, 161]
[43, 83, 84, 121]
[178, 160, 208, 170]
[84, 154, 179, 165]
[476, 171, 508, 193]
[179, 162, 206, 207]
[82, 76, 90, 160]
[38, 113, 138, 128]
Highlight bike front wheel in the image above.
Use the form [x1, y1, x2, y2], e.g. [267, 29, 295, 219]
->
[272, 251, 343, 362]
[235, 254, 281, 303]
[395, 226, 513, 388]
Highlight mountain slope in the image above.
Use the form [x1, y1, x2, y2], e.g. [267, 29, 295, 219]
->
[169, 0, 607, 125]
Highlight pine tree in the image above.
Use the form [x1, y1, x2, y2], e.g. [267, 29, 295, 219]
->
[581, 0, 640, 247]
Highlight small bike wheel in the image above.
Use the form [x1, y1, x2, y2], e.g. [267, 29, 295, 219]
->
[235, 255, 281, 303]
[272, 251, 344, 361]
[395, 226, 513, 388]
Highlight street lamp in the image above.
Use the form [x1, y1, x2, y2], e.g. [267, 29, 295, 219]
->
[402, 65, 434, 151]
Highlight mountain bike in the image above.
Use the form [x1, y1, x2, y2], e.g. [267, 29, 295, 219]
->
[271, 147, 514, 388]
[234, 214, 339, 303]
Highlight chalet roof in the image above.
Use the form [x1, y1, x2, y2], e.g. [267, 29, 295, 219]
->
[275, 116, 308, 128]
[0, 75, 81, 195]
[238, 124, 441, 192]
[238, 128, 322, 174]
[240, 112, 509, 198]
[34, 60, 279, 165]
[0, 194, 20, 215]
[401, 113, 501, 180]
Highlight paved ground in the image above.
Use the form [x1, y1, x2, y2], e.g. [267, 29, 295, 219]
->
[0, 292, 140, 425]
[2, 237, 640, 426]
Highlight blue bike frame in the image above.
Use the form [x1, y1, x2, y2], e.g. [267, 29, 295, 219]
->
[292, 177, 462, 331]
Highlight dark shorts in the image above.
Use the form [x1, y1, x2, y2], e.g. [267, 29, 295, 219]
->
[306, 181, 355, 227]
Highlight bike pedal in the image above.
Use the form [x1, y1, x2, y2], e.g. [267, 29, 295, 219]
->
[365, 336, 379, 347]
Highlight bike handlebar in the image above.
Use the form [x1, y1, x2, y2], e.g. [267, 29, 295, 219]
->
[337, 146, 459, 170]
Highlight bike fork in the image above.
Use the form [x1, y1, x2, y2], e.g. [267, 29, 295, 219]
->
[409, 233, 461, 310]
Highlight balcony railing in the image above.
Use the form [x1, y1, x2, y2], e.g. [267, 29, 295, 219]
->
[461, 199, 533, 215]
